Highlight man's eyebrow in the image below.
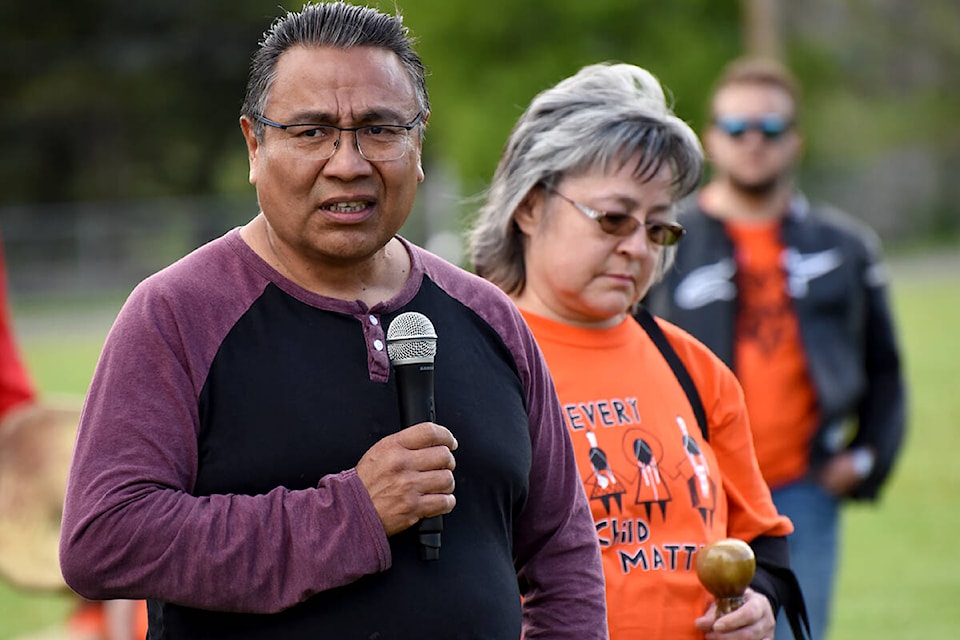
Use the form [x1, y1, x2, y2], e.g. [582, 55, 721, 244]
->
[283, 110, 336, 124]
[285, 108, 411, 125]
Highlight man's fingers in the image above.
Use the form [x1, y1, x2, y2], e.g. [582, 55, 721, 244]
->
[395, 422, 458, 451]
[419, 467, 456, 494]
[419, 491, 456, 517]
[410, 443, 456, 473]
[357, 424, 459, 535]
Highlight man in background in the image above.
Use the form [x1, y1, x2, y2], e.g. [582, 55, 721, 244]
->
[645, 57, 907, 639]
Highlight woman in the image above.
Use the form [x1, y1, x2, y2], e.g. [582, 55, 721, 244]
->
[470, 63, 807, 639]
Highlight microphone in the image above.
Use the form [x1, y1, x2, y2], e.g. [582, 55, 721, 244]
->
[385, 311, 442, 561]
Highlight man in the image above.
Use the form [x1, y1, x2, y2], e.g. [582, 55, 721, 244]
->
[58, 4, 606, 638]
[645, 57, 906, 640]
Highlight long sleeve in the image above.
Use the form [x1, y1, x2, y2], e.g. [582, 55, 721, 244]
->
[667, 320, 807, 636]
[59, 278, 391, 613]
[657, 319, 792, 543]
[511, 318, 608, 639]
[849, 238, 906, 500]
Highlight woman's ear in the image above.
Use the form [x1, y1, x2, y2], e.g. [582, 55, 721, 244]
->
[514, 188, 544, 236]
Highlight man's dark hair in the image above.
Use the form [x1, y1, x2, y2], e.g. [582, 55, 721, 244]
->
[708, 57, 801, 121]
[241, 2, 429, 140]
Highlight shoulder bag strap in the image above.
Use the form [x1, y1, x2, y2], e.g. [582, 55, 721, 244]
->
[635, 306, 709, 442]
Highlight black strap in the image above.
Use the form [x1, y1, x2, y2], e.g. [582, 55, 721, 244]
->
[635, 306, 709, 442]
[750, 536, 812, 640]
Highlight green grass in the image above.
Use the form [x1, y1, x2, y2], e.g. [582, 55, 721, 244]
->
[831, 273, 960, 639]
[1, 260, 959, 639]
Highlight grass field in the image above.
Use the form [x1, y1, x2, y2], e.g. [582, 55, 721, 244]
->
[1, 253, 958, 639]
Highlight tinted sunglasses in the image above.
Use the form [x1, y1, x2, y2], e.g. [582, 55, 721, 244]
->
[713, 114, 793, 140]
[546, 188, 686, 246]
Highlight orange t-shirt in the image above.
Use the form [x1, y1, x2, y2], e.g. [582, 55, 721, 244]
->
[521, 310, 791, 639]
[726, 221, 819, 488]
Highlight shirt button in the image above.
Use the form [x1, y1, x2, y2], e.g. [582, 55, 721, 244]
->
[369, 315, 379, 325]
[373, 339, 384, 351]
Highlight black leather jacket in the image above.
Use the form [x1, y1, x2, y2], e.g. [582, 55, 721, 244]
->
[645, 194, 906, 501]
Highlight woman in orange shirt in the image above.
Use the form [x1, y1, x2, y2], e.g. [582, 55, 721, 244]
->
[470, 63, 807, 639]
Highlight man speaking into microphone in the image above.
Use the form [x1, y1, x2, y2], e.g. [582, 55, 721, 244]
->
[58, 3, 606, 639]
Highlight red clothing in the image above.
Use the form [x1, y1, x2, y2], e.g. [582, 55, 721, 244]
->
[67, 599, 149, 640]
[521, 310, 791, 639]
[726, 221, 819, 488]
[0, 233, 36, 422]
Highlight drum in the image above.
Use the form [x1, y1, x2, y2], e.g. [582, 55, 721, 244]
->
[0, 400, 81, 592]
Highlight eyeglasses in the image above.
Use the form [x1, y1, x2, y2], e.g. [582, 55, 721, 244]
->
[254, 112, 423, 162]
[546, 188, 686, 246]
[713, 114, 793, 141]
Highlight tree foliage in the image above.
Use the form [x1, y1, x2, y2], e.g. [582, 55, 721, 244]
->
[372, 0, 740, 193]
[1, 0, 956, 241]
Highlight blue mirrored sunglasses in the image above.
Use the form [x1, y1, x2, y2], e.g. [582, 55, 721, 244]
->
[714, 115, 793, 140]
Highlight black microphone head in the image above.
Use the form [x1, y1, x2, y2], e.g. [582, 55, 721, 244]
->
[386, 312, 437, 365]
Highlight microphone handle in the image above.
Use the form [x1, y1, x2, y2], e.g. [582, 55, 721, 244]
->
[395, 363, 436, 425]
[394, 363, 442, 561]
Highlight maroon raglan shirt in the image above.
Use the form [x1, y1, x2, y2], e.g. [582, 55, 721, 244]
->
[59, 229, 606, 639]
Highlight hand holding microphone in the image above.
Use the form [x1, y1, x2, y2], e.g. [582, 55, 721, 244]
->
[356, 311, 455, 559]
[355, 422, 456, 538]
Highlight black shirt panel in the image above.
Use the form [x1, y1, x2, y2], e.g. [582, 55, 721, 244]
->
[161, 278, 531, 639]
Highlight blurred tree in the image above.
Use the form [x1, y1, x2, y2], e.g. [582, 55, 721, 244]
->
[741, 0, 783, 59]
[0, 0, 956, 243]
[384, 0, 740, 193]
[0, 0, 741, 208]
[0, 1, 272, 204]
[783, 0, 960, 239]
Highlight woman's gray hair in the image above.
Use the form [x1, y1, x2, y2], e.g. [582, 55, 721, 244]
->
[241, 1, 429, 141]
[469, 62, 703, 295]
